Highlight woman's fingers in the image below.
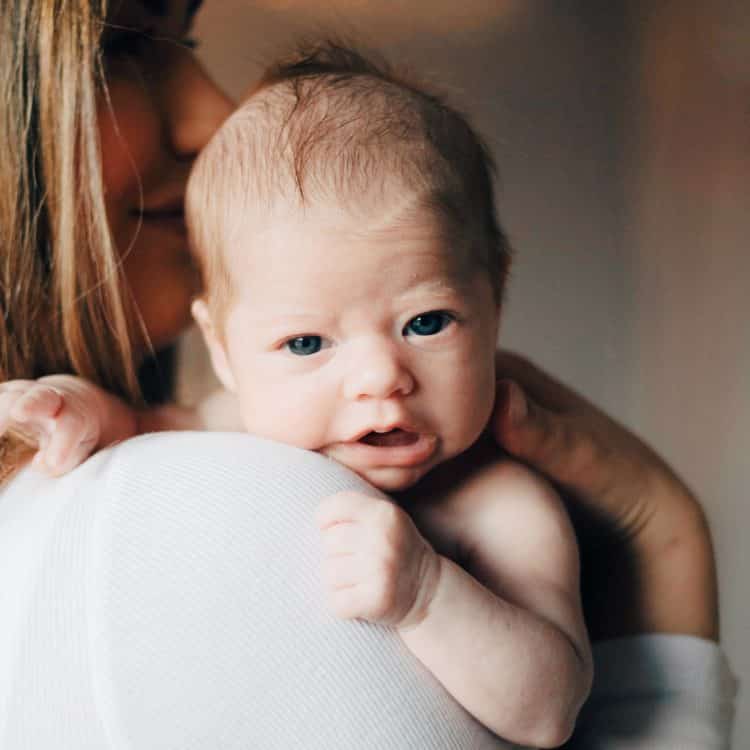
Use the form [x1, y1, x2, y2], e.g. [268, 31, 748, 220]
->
[492, 355, 661, 537]
[495, 379, 609, 494]
[494, 351, 718, 641]
[495, 379, 566, 472]
[495, 351, 587, 413]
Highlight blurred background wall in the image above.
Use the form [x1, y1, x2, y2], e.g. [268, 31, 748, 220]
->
[183, 0, 749, 742]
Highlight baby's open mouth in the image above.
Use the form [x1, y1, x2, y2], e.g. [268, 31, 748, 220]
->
[359, 429, 420, 447]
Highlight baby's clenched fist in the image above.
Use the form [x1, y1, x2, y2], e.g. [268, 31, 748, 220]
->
[315, 491, 441, 629]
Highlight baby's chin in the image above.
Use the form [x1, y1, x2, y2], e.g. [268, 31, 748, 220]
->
[350, 464, 433, 493]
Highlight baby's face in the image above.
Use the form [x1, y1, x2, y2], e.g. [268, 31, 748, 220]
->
[201, 199, 499, 492]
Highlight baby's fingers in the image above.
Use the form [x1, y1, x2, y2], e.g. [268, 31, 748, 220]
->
[0, 381, 38, 436]
[9, 385, 63, 426]
[0, 385, 63, 448]
[325, 584, 369, 621]
[38, 409, 98, 476]
[320, 522, 360, 557]
[315, 490, 382, 530]
[320, 557, 369, 620]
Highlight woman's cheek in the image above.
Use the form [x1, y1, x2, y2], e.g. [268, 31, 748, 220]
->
[97, 80, 161, 212]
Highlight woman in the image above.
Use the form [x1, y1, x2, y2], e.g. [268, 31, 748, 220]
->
[0, 1, 735, 747]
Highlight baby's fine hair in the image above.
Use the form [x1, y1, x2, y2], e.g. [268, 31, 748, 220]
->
[187, 41, 511, 319]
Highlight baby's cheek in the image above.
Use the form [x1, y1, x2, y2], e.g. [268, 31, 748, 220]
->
[239, 382, 328, 450]
[472, 362, 497, 435]
[442, 359, 495, 456]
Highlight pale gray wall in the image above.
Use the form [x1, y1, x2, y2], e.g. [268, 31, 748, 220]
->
[184, 1, 749, 743]
[191, 1, 636, 411]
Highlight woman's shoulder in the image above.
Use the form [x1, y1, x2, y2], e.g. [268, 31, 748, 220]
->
[0, 431, 368, 664]
[1, 431, 359, 505]
[101, 431, 373, 515]
[0, 432, 508, 749]
[108, 430, 344, 478]
[0, 431, 343, 521]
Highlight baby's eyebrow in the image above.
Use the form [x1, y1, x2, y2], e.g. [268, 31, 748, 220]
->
[248, 311, 331, 327]
[397, 278, 471, 301]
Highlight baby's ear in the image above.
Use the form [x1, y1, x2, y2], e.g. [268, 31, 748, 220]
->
[191, 298, 238, 393]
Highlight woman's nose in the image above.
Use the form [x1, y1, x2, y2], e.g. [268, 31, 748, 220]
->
[162, 50, 235, 160]
[343, 344, 415, 401]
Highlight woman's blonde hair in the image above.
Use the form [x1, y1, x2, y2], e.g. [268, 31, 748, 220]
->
[0, 0, 141, 476]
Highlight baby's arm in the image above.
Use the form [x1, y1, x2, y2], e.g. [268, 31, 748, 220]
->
[0, 375, 240, 474]
[317, 461, 592, 747]
[404, 461, 592, 746]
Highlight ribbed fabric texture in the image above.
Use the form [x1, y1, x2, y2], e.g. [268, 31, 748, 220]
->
[0, 432, 737, 747]
[0, 432, 518, 749]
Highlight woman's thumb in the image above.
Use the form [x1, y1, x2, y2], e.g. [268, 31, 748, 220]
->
[493, 379, 568, 480]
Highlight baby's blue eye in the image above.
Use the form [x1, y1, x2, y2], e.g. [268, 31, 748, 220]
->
[286, 335, 323, 356]
[404, 312, 453, 337]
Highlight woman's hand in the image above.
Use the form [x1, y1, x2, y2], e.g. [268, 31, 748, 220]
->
[0, 375, 137, 475]
[316, 491, 440, 629]
[493, 351, 719, 641]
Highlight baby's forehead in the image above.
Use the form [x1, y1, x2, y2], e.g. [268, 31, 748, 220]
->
[226, 186, 444, 246]
[222, 192, 481, 289]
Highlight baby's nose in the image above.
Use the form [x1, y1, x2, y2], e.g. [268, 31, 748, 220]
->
[342, 343, 415, 401]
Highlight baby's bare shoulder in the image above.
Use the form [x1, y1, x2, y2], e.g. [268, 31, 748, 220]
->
[441, 458, 562, 520]
[414, 458, 570, 558]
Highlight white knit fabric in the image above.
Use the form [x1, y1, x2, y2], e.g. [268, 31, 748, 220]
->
[0, 432, 736, 748]
[0, 432, 517, 749]
[573, 635, 737, 749]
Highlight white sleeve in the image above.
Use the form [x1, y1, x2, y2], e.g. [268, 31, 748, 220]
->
[571, 634, 738, 749]
[2, 432, 517, 750]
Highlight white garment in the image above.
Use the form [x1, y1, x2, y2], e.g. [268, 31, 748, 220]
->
[574, 636, 736, 749]
[0, 432, 736, 749]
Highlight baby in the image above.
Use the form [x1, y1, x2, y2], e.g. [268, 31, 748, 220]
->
[6, 44, 592, 747]
[187, 43, 592, 747]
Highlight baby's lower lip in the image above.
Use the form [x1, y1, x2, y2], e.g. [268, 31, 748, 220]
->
[337, 431, 438, 468]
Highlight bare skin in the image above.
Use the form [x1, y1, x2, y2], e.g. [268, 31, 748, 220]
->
[0, 349, 718, 648]
[494, 351, 719, 642]
[316, 457, 591, 746]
